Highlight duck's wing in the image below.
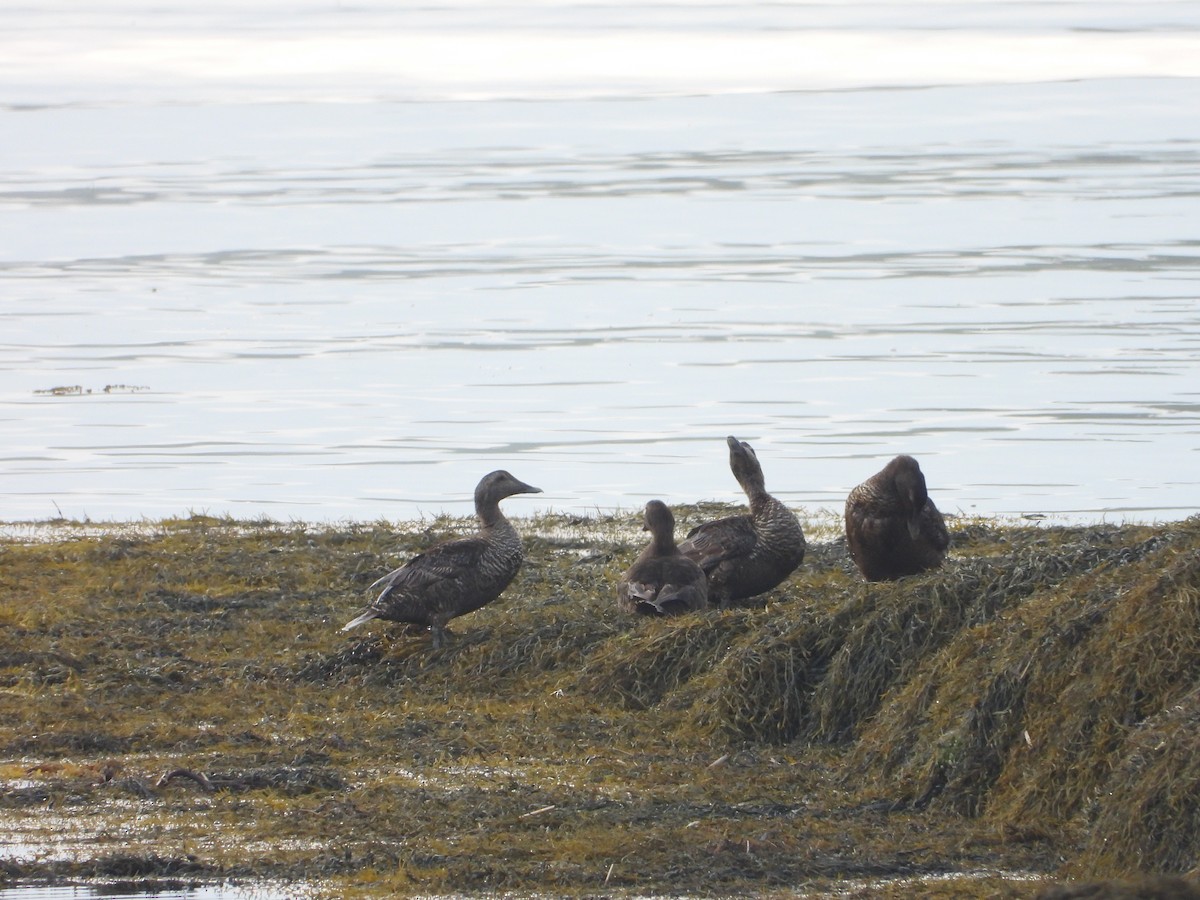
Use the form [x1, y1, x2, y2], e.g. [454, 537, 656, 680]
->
[846, 509, 893, 547]
[920, 501, 951, 552]
[368, 535, 490, 599]
[845, 483, 898, 542]
[624, 580, 659, 603]
[679, 515, 757, 571]
[629, 583, 699, 616]
[651, 582, 706, 614]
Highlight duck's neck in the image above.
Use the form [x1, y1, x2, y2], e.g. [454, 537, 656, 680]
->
[741, 476, 769, 509]
[752, 487, 794, 523]
[476, 499, 508, 529]
[649, 529, 678, 556]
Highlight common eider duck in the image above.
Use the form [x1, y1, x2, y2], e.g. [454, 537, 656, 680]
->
[617, 500, 708, 616]
[678, 436, 806, 607]
[341, 470, 542, 647]
[844, 454, 949, 582]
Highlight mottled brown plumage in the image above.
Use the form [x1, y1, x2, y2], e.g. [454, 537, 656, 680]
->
[678, 436, 806, 607]
[341, 470, 541, 647]
[844, 454, 949, 582]
[617, 500, 708, 616]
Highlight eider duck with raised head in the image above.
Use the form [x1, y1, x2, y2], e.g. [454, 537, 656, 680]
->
[678, 436, 806, 607]
[844, 454, 949, 582]
[618, 500, 708, 616]
[342, 470, 541, 648]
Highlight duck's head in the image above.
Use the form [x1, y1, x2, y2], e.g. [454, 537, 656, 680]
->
[475, 470, 543, 508]
[886, 455, 928, 539]
[726, 436, 766, 493]
[642, 498, 675, 535]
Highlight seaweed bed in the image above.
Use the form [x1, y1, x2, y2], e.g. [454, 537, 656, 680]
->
[1, 509, 1199, 898]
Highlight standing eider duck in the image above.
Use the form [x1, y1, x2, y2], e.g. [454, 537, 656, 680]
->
[618, 500, 708, 616]
[678, 436, 806, 607]
[342, 470, 541, 648]
[844, 454, 949, 581]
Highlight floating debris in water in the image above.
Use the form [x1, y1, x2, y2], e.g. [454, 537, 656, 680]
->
[33, 384, 150, 396]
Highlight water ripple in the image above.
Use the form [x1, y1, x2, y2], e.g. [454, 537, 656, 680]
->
[4, 145, 1199, 208]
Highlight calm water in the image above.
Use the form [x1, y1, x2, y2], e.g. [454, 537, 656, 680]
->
[2, 2, 1200, 524]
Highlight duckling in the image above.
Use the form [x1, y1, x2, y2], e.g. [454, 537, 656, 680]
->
[844, 454, 949, 581]
[342, 470, 541, 648]
[618, 500, 708, 616]
[678, 436, 806, 607]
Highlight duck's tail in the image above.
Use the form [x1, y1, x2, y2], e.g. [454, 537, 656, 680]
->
[637, 583, 702, 616]
[341, 608, 381, 632]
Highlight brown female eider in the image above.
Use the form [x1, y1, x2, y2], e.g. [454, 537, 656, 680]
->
[844, 454, 949, 582]
[617, 500, 709, 616]
[678, 436, 806, 607]
[341, 470, 542, 647]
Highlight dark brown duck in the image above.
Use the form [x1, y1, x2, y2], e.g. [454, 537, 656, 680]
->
[844, 454, 949, 581]
[678, 436, 806, 607]
[617, 499, 708, 616]
[341, 469, 541, 647]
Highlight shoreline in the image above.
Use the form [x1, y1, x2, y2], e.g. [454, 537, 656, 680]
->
[0, 504, 1178, 545]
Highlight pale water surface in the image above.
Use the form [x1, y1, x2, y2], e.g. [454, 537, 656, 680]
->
[2, 1, 1199, 524]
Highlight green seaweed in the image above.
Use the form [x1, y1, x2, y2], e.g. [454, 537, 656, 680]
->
[1, 511, 1197, 897]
